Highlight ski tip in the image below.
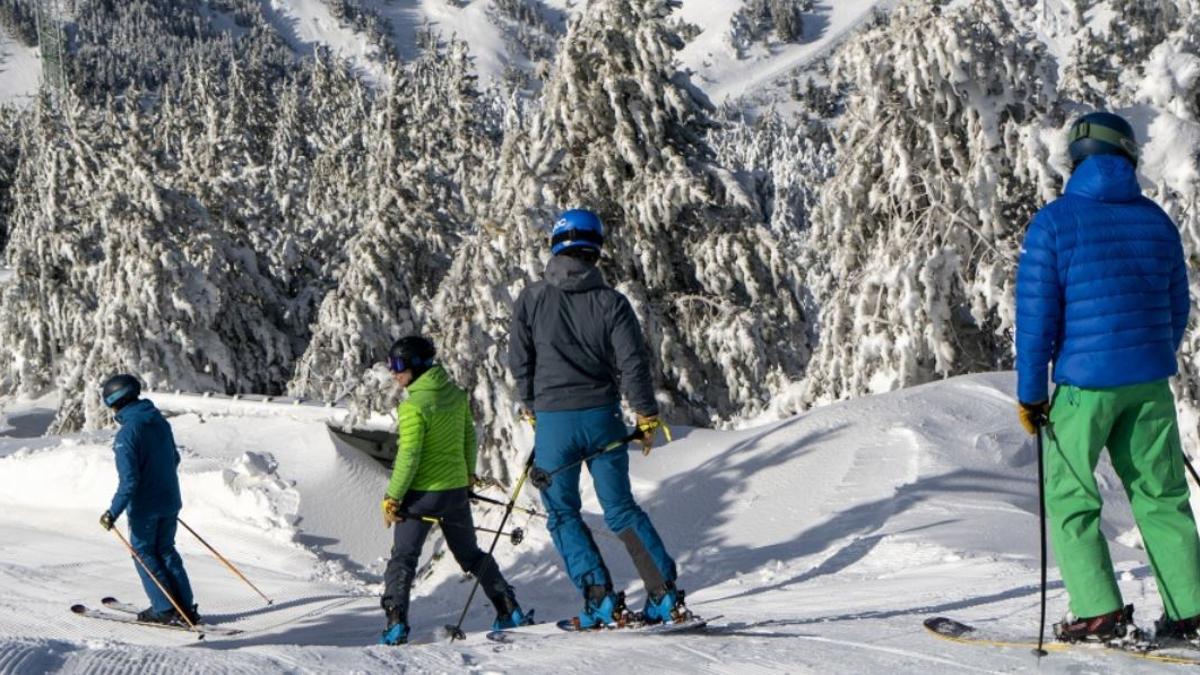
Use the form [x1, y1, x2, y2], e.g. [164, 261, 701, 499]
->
[923, 617, 976, 638]
[70, 604, 86, 614]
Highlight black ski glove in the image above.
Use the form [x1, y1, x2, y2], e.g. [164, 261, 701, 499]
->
[99, 511, 115, 531]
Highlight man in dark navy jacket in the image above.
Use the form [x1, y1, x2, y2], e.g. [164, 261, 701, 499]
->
[98, 374, 199, 625]
[1016, 112, 1200, 643]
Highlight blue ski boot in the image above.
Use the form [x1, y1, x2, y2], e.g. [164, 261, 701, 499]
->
[490, 585, 535, 630]
[493, 607, 535, 630]
[379, 609, 410, 646]
[643, 583, 688, 625]
[576, 585, 625, 629]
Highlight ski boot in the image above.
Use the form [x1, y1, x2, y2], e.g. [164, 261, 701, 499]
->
[642, 582, 690, 625]
[490, 586, 535, 631]
[171, 603, 202, 626]
[572, 585, 629, 630]
[136, 607, 178, 625]
[1054, 604, 1140, 643]
[1156, 612, 1200, 646]
[379, 609, 410, 646]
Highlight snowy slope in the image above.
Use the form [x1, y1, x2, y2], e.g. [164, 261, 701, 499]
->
[0, 372, 1191, 673]
[262, 0, 886, 101]
[676, 0, 885, 103]
[0, 26, 39, 105]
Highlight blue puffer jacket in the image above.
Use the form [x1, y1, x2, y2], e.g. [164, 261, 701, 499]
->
[108, 399, 183, 519]
[1016, 154, 1190, 404]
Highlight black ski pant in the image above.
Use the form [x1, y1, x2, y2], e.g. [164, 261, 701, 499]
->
[381, 487, 511, 623]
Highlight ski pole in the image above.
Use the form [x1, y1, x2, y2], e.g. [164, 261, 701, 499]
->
[110, 527, 200, 637]
[177, 518, 273, 605]
[469, 491, 544, 519]
[399, 512, 526, 546]
[1033, 422, 1049, 657]
[1181, 450, 1200, 491]
[445, 452, 534, 641]
[529, 429, 645, 490]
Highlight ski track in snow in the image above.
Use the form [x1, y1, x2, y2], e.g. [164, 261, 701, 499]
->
[0, 372, 1192, 673]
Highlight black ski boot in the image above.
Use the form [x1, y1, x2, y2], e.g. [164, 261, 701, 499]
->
[173, 604, 202, 626]
[1156, 613, 1200, 645]
[1054, 604, 1140, 643]
[136, 607, 178, 625]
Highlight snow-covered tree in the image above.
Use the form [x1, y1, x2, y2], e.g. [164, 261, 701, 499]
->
[794, 0, 1061, 408]
[289, 41, 498, 409]
[428, 0, 810, 475]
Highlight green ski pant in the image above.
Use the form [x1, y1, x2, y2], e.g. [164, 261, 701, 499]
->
[1045, 380, 1200, 620]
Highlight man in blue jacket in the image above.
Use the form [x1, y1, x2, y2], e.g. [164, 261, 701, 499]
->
[509, 209, 684, 629]
[98, 374, 199, 626]
[1016, 111, 1200, 643]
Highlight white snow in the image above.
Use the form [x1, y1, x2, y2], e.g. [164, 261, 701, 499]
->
[675, 0, 885, 104]
[0, 26, 39, 106]
[0, 372, 1187, 672]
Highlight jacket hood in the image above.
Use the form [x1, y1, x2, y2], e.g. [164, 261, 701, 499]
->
[1066, 154, 1142, 203]
[408, 364, 450, 393]
[115, 398, 157, 425]
[545, 254, 606, 292]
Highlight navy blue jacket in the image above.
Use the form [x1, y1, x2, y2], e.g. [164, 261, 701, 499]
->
[1016, 154, 1190, 404]
[108, 399, 183, 519]
[509, 255, 659, 415]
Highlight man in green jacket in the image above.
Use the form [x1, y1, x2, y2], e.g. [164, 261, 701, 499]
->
[378, 336, 531, 646]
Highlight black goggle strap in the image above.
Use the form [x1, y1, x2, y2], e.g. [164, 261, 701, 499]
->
[550, 227, 603, 248]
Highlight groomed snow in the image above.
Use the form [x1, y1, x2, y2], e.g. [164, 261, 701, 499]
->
[0, 372, 1190, 672]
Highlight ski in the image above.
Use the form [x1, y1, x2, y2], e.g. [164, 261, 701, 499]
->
[70, 603, 243, 638]
[923, 616, 1200, 666]
[486, 614, 708, 643]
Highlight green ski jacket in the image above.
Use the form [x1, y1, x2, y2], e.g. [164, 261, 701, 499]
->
[386, 366, 477, 499]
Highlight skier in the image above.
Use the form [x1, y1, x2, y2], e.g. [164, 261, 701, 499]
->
[379, 336, 532, 646]
[1016, 111, 1200, 643]
[509, 208, 684, 629]
[98, 374, 200, 626]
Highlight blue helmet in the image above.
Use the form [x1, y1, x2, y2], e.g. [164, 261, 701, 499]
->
[1068, 111, 1138, 169]
[550, 209, 604, 256]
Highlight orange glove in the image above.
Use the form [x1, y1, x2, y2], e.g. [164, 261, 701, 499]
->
[1018, 401, 1049, 435]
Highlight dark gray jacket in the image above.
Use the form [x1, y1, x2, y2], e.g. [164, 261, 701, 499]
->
[509, 255, 658, 415]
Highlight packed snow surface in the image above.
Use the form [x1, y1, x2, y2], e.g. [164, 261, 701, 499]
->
[0, 373, 1191, 672]
[0, 27, 38, 105]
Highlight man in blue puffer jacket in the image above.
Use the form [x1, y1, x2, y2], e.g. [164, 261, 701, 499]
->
[98, 374, 199, 626]
[1016, 111, 1200, 643]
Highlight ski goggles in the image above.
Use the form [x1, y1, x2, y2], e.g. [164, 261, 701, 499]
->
[550, 227, 604, 250]
[103, 387, 134, 408]
[388, 356, 432, 373]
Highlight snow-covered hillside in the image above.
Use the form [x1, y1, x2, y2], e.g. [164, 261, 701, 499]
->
[0, 373, 1191, 673]
[255, 0, 885, 100]
[0, 25, 38, 105]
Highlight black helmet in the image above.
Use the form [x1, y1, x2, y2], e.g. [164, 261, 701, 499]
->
[388, 336, 437, 378]
[101, 374, 141, 410]
[1068, 111, 1138, 169]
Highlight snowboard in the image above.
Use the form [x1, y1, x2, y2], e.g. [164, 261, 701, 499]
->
[923, 616, 1200, 666]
